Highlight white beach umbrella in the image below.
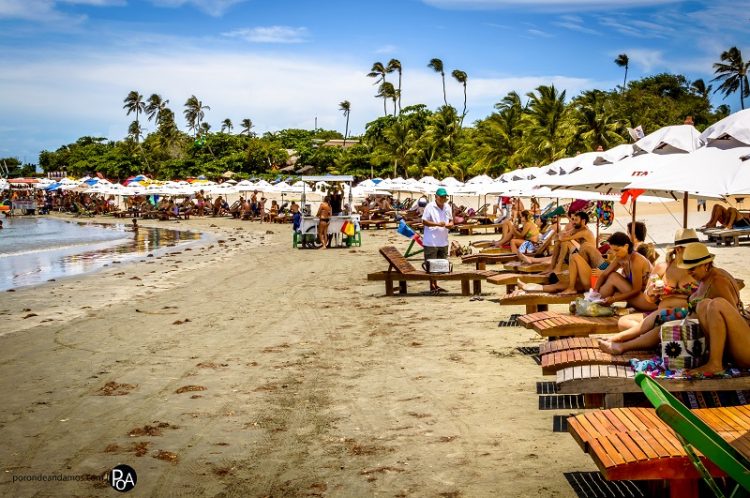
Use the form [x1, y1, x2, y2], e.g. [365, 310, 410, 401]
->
[699, 108, 750, 145]
[440, 176, 464, 187]
[466, 174, 494, 185]
[419, 176, 440, 185]
[626, 138, 750, 199]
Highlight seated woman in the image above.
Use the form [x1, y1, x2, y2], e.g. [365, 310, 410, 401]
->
[510, 210, 540, 255]
[593, 231, 656, 311]
[701, 203, 750, 229]
[599, 242, 741, 364]
[598, 229, 699, 355]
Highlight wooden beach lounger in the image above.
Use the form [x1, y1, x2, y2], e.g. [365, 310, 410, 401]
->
[704, 227, 750, 247]
[556, 364, 750, 408]
[498, 291, 581, 314]
[502, 261, 549, 273]
[486, 272, 550, 293]
[456, 222, 503, 235]
[460, 252, 516, 270]
[367, 246, 495, 296]
[568, 375, 750, 498]
[518, 311, 620, 337]
[539, 342, 653, 375]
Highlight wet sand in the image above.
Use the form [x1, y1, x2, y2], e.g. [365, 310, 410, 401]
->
[1, 202, 748, 497]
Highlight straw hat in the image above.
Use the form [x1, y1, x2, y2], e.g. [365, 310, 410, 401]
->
[677, 242, 715, 269]
[674, 228, 699, 246]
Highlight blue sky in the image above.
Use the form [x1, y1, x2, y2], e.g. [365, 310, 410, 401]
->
[1, 0, 749, 163]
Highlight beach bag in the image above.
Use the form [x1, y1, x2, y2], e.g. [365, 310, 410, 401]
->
[340, 221, 355, 237]
[660, 318, 707, 370]
[422, 259, 452, 274]
[571, 297, 615, 317]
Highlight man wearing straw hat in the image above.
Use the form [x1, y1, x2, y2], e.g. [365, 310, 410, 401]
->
[422, 187, 453, 295]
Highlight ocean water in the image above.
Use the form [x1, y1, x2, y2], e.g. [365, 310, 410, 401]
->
[0, 217, 202, 291]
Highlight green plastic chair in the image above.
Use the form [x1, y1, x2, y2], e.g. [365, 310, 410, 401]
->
[635, 373, 750, 498]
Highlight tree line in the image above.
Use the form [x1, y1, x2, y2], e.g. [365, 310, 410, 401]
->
[27, 47, 749, 181]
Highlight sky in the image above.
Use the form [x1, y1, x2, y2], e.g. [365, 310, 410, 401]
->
[1, 0, 749, 164]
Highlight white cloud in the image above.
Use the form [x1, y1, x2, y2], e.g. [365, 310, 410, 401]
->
[422, 0, 684, 10]
[617, 48, 664, 72]
[0, 0, 81, 22]
[151, 0, 247, 17]
[374, 44, 398, 55]
[0, 42, 605, 160]
[527, 28, 554, 38]
[223, 26, 310, 44]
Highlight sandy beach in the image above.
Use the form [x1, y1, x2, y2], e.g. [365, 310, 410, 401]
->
[2, 201, 749, 497]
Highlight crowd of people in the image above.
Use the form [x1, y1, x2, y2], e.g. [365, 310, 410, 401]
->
[411, 188, 750, 376]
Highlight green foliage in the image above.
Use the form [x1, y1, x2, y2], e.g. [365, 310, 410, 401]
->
[30, 71, 731, 182]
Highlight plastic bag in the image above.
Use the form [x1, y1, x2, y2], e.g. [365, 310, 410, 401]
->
[572, 297, 614, 317]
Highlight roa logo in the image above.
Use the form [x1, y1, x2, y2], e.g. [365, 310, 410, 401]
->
[109, 464, 137, 492]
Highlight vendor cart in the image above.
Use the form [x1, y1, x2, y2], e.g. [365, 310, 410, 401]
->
[293, 175, 362, 249]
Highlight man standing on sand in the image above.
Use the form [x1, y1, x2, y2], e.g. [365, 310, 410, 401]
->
[316, 196, 332, 250]
[422, 187, 453, 295]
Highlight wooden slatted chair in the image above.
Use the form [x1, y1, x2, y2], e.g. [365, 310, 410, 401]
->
[568, 406, 744, 498]
[456, 222, 504, 236]
[519, 311, 620, 337]
[460, 252, 515, 270]
[487, 272, 550, 294]
[366, 246, 496, 296]
[557, 364, 750, 408]
[498, 291, 581, 314]
[637, 373, 750, 496]
[540, 347, 653, 375]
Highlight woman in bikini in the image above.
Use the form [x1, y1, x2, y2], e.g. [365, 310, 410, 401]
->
[599, 229, 699, 355]
[510, 210, 540, 255]
[678, 243, 750, 375]
[594, 231, 656, 312]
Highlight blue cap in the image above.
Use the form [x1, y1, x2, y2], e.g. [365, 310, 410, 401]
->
[435, 187, 448, 197]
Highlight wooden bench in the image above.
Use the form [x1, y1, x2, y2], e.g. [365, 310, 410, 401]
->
[460, 252, 515, 270]
[540, 346, 653, 375]
[498, 292, 581, 314]
[456, 222, 503, 235]
[367, 246, 495, 296]
[487, 272, 550, 294]
[556, 364, 750, 408]
[704, 227, 750, 246]
[568, 406, 750, 498]
[503, 261, 548, 273]
[359, 218, 398, 230]
[520, 311, 620, 337]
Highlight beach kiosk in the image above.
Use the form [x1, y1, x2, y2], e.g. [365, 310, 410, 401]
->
[295, 175, 361, 249]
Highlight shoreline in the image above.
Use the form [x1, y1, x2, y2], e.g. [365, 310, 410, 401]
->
[1, 206, 749, 496]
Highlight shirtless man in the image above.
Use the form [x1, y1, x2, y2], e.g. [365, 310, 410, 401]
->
[701, 204, 750, 229]
[540, 211, 595, 275]
[316, 196, 332, 250]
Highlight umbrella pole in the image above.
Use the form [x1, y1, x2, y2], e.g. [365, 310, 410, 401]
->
[683, 192, 688, 228]
[631, 199, 637, 244]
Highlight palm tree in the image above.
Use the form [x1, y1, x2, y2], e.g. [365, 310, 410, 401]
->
[221, 118, 233, 133]
[339, 100, 351, 147]
[367, 61, 388, 115]
[376, 82, 397, 116]
[145, 94, 169, 123]
[127, 120, 143, 143]
[183, 95, 210, 137]
[571, 90, 624, 151]
[123, 91, 145, 143]
[614, 54, 629, 91]
[691, 79, 713, 100]
[428, 58, 447, 106]
[520, 84, 573, 164]
[240, 118, 254, 136]
[712, 46, 750, 109]
[387, 59, 403, 114]
[451, 69, 468, 123]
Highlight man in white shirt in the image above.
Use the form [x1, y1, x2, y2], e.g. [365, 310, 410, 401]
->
[422, 187, 453, 294]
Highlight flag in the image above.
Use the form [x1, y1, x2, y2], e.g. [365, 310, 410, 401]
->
[627, 125, 645, 141]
